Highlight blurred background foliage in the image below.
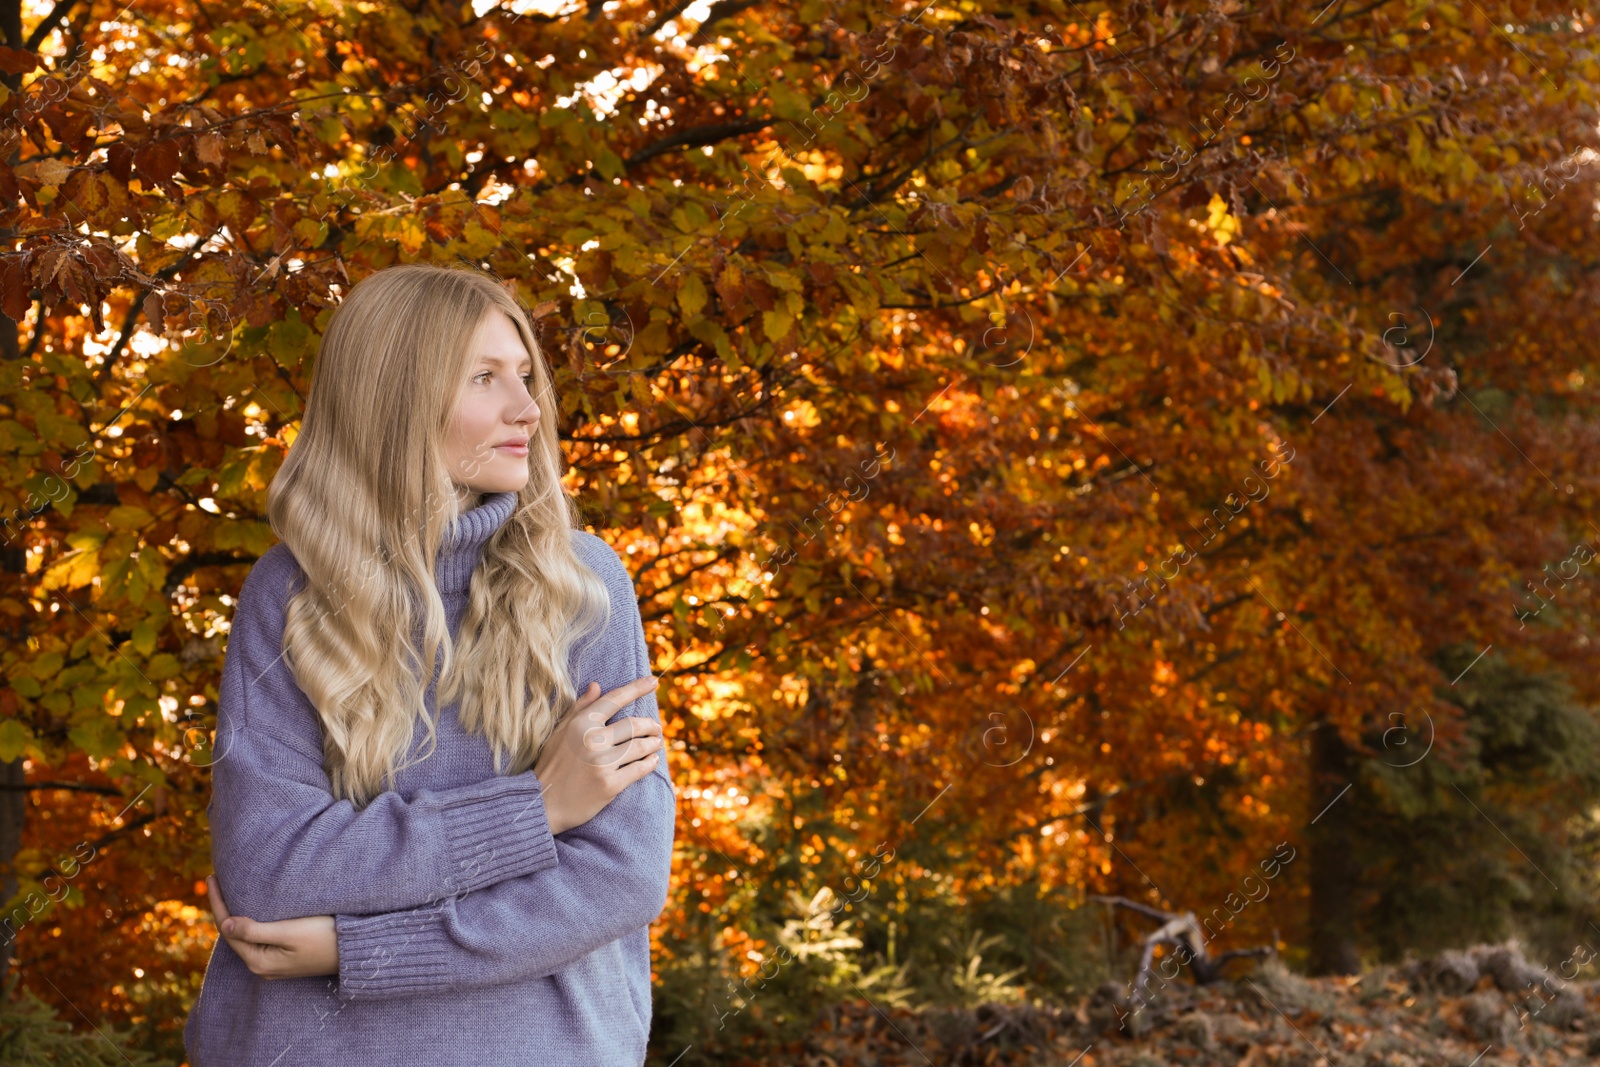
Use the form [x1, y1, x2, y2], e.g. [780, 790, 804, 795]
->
[1, 0, 1598, 1062]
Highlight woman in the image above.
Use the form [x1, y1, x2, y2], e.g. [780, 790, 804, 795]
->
[183, 264, 676, 1067]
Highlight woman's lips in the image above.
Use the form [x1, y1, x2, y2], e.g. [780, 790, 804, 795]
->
[496, 443, 529, 455]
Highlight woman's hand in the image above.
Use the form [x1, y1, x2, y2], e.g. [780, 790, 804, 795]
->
[206, 873, 339, 980]
[535, 676, 664, 835]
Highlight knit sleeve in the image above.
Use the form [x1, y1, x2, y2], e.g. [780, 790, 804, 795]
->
[207, 548, 561, 925]
[330, 534, 677, 1000]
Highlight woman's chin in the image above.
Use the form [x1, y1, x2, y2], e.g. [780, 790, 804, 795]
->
[486, 472, 531, 495]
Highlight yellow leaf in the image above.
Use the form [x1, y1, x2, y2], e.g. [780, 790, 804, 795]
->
[678, 273, 708, 318]
[42, 549, 98, 591]
[132, 619, 159, 656]
[398, 215, 426, 255]
[762, 308, 793, 343]
[146, 654, 182, 681]
[108, 505, 153, 529]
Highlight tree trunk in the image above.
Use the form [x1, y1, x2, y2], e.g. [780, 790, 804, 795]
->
[0, 758, 22, 987]
[0, 0, 26, 988]
[1307, 720, 1362, 975]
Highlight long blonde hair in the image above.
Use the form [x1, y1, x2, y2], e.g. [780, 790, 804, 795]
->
[265, 264, 611, 807]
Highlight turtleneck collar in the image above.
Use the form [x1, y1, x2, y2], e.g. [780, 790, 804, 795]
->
[435, 490, 517, 597]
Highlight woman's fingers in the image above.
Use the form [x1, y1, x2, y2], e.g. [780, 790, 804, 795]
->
[206, 874, 277, 944]
[547, 677, 663, 772]
[207, 875, 269, 946]
[205, 874, 230, 926]
[592, 703, 659, 748]
[231, 938, 271, 974]
[224, 915, 268, 942]
[571, 676, 660, 748]
[581, 718, 662, 769]
[603, 714, 662, 746]
[611, 733, 665, 768]
[218, 918, 278, 977]
[207, 875, 288, 968]
[207, 874, 274, 975]
[218, 918, 315, 979]
[565, 679, 655, 734]
[580, 676, 660, 725]
[624, 750, 662, 785]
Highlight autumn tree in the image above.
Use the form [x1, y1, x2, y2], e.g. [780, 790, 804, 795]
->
[0, 0, 1597, 1058]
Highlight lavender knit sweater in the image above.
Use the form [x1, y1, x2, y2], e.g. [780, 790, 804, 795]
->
[183, 491, 676, 1066]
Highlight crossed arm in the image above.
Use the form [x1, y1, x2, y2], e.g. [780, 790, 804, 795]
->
[207, 545, 570, 925]
[333, 746, 673, 999]
[208, 654, 564, 925]
[207, 537, 677, 996]
[211, 724, 673, 998]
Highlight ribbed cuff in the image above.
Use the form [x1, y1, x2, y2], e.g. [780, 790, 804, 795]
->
[336, 905, 464, 1001]
[439, 773, 559, 896]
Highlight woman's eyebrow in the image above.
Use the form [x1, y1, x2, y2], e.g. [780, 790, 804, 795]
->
[477, 353, 534, 370]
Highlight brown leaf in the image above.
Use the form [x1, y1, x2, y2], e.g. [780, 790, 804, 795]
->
[473, 203, 502, 233]
[576, 249, 612, 289]
[715, 264, 746, 307]
[133, 138, 182, 187]
[196, 133, 226, 167]
[1147, 220, 1169, 255]
[61, 170, 107, 217]
[37, 247, 66, 289]
[0, 162, 20, 210]
[1178, 180, 1211, 209]
[106, 142, 135, 183]
[423, 214, 455, 244]
[40, 105, 94, 151]
[0, 255, 30, 322]
[258, 117, 297, 157]
[143, 291, 165, 333]
[109, 101, 148, 138]
[0, 45, 39, 76]
[745, 274, 775, 311]
[81, 240, 122, 280]
[62, 261, 99, 326]
[970, 216, 991, 254]
[34, 158, 72, 186]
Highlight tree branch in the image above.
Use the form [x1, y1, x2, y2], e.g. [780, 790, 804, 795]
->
[22, 0, 76, 52]
[0, 780, 122, 796]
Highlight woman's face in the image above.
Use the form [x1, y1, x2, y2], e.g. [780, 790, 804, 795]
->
[443, 310, 539, 507]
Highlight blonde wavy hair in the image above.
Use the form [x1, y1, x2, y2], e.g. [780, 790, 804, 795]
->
[265, 264, 611, 807]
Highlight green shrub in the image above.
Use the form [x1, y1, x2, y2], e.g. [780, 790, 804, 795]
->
[0, 982, 174, 1067]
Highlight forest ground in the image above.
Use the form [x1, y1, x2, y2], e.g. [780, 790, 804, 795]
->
[755, 945, 1599, 1066]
